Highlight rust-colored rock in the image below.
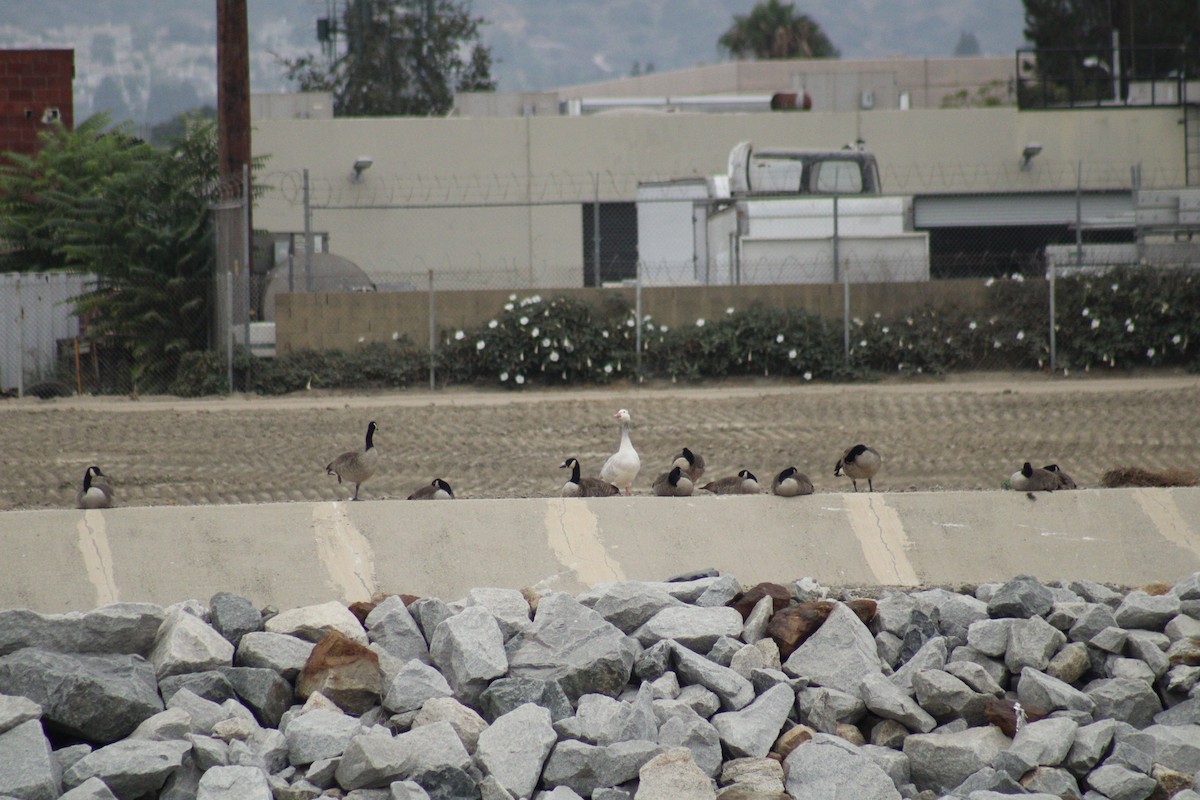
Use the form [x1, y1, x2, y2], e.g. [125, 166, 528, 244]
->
[1150, 763, 1193, 798]
[730, 583, 793, 621]
[835, 723, 865, 746]
[772, 724, 814, 761]
[766, 601, 834, 660]
[297, 630, 383, 715]
[347, 601, 377, 626]
[844, 598, 878, 626]
[982, 698, 1046, 738]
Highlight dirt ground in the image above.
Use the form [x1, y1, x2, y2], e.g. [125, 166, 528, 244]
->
[1, 372, 1198, 511]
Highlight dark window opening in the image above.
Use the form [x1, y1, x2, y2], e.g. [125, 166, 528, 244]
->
[582, 202, 639, 286]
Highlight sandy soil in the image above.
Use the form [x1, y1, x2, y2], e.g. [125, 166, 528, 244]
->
[2, 372, 1197, 510]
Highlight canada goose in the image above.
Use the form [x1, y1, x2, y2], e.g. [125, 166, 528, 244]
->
[1010, 462, 1058, 493]
[76, 465, 114, 509]
[834, 444, 881, 492]
[653, 465, 694, 497]
[560, 457, 620, 497]
[408, 478, 453, 500]
[326, 421, 379, 501]
[671, 447, 706, 482]
[772, 467, 814, 497]
[702, 469, 762, 495]
[1043, 464, 1077, 490]
[599, 409, 640, 496]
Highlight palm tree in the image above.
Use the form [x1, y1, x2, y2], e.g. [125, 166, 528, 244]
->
[718, 0, 840, 60]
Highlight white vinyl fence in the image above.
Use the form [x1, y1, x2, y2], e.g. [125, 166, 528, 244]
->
[0, 272, 91, 395]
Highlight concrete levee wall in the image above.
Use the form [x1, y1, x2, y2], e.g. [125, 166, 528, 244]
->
[274, 278, 993, 353]
[3, 487, 1197, 613]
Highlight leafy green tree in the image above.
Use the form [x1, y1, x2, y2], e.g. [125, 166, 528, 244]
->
[719, 0, 839, 60]
[283, 0, 495, 117]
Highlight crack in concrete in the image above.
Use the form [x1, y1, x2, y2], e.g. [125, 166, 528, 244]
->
[544, 498, 625, 588]
[77, 510, 118, 606]
[313, 502, 376, 602]
[845, 493, 919, 586]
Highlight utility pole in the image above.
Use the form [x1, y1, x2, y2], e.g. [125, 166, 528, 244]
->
[217, 0, 252, 257]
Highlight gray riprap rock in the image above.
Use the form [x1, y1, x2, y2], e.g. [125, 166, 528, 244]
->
[196, 765, 272, 800]
[0, 719, 59, 800]
[336, 722, 471, 791]
[987, 574, 1053, 619]
[0, 693, 41, 735]
[560, 685, 657, 746]
[861, 743, 910, 788]
[1008, 717, 1078, 766]
[265, 601, 368, 645]
[634, 640, 672, 682]
[1070, 579, 1124, 607]
[366, 596, 430, 664]
[911, 669, 978, 718]
[219, 666, 292, 728]
[284, 708, 362, 766]
[506, 593, 637, 703]
[634, 606, 743, 653]
[1004, 615, 1067, 674]
[947, 645, 1008, 689]
[63, 739, 190, 799]
[166, 688, 227, 735]
[475, 703, 557, 799]
[0, 648, 163, 744]
[783, 736, 901, 800]
[694, 575, 742, 607]
[1069, 603, 1119, 643]
[876, 631, 902, 668]
[1017, 667, 1097, 716]
[158, 670, 236, 705]
[1124, 630, 1170, 678]
[411, 697, 489, 753]
[1021, 765, 1081, 797]
[536, 788, 585, 800]
[711, 684, 794, 758]
[576, 582, 681, 633]
[635, 747, 716, 800]
[720, 757, 784, 793]
[1084, 677, 1162, 728]
[234, 631, 314, 681]
[150, 608, 235, 680]
[541, 740, 662, 797]
[966, 619, 1013, 658]
[0, 603, 164, 658]
[653, 684, 721, 724]
[390, 779, 432, 800]
[741, 595, 774, 644]
[464, 588, 532, 641]
[478, 676, 572, 723]
[408, 598, 453, 645]
[796, 686, 866, 733]
[186, 734, 228, 770]
[1108, 656, 1156, 683]
[889, 637, 948, 695]
[706, 636, 744, 667]
[657, 714, 722, 777]
[859, 673, 936, 733]
[944, 661, 1004, 697]
[671, 643, 755, 711]
[1090, 626, 1129, 654]
[127, 707, 191, 742]
[1065, 719, 1117, 775]
[1155, 697, 1200, 726]
[1165, 613, 1200, 641]
[1047, 600, 1087, 631]
[728, 643, 771, 680]
[1114, 591, 1181, 631]
[383, 658, 454, 715]
[910, 588, 989, 643]
[209, 593, 262, 648]
[1140, 724, 1200, 773]
[1046, 641, 1090, 684]
[902, 726, 1010, 793]
[59, 776, 119, 800]
[429, 606, 508, 705]
[783, 602, 882, 697]
[1086, 764, 1156, 800]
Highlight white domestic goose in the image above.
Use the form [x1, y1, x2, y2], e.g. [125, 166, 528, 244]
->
[599, 408, 640, 496]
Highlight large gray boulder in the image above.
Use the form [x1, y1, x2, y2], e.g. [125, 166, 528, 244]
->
[196, 765, 272, 800]
[1017, 667, 1097, 716]
[0, 692, 42, 735]
[911, 669, 979, 718]
[796, 686, 866, 733]
[711, 683, 794, 758]
[219, 666, 292, 728]
[910, 589, 989, 643]
[1004, 615, 1067, 674]
[208, 593, 262, 648]
[782, 602, 882, 697]
[577, 582, 684, 634]
[479, 676, 573, 723]
[633, 606, 743, 653]
[1064, 718, 1117, 775]
[888, 637, 948, 695]
[335, 722, 471, 791]
[0, 604, 164, 658]
[59, 777, 119, 800]
[150, 609, 236, 680]
[475, 703, 557, 799]
[463, 587, 533, 641]
[0, 648, 162, 743]
[284, 708, 363, 766]
[541, 739, 662, 797]
[62, 739, 190, 800]
[670, 643, 755, 711]
[559, 685, 657, 746]
[635, 747, 716, 800]
[1084, 677, 1162, 728]
[657, 714, 722, 778]
[366, 596, 430, 664]
[264, 601, 367, 645]
[903, 726, 1011, 793]
[429, 606, 508, 705]
[234, 631, 314, 681]
[506, 593, 637, 703]
[1086, 763, 1157, 800]
[0, 719, 59, 800]
[383, 658, 455, 715]
[784, 735, 901, 800]
[859, 673, 936, 733]
[1008, 717, 1078, 766]
[1139, 724, 1200, 773]
[987, 575, 1053, 619]
[1114, 591, 1181, 630]
[411, 696, 489, 753]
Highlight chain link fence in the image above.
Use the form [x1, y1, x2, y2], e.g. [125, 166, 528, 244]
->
[2, 167, 1197, 396]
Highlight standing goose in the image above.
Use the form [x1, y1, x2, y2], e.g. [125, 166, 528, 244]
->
[600, 409, 640, 496]
[671, 447, 706, 482]
[326, 421, 379, 501]
[560, 457, 619, 497]
[408, 478, 454, 500]
[702, 469, 762, 495]
[1043, 464, 1077, 490]
[834, 444, 881, 492]
[76, 465, 114, 509]
[653, 465, 694, 497]
[1010, 462, 1058, 493]
[772, 467, 814, 497]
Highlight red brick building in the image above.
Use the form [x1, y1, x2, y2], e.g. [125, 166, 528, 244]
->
[0, 49, 75, 157]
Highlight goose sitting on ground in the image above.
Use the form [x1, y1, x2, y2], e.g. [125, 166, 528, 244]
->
[671, 447, 706, 482]
[408, 478, 454, 500]
[702, 469, 762, 495]
[1043, 464, 1077, 490]
[600, 409, 640, 496]
[76, 465, 114, 509]
[653, 465, 694, 497]
[771, 467, 814, 497]
[1010, 462, 1059, 493]
[834, 444, 881, 492]
[560, 457, 620, 497]
[326, 421, 378, 501]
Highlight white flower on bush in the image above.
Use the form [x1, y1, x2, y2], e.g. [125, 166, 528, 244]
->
[488, 319, 498, 329]
[1016, 330, 1025, 341]
[984, 278, 995, 287]
[603, 363, 613, 374]
[788, 349, 797, 359]
[803, 371, 813, 381]
[1081, 308, 1089, 317]
[357, 336, 365, 343]
[859, 339, 867, 347]
[1147, 347, 1156, 358]
[1011, 273, 1025, 282]
[500, 371, 509, 381]
[881, 326, 889, 334]
[476, 340, 486, 351]
[601, 330, 609, 339]
[993, 340, 1002, 349]
[542, 337, 551, 347]
[515, 374, 525, 385]
[696, 318, 705, 327]
[392, 331, 401, 341]
[549, 351, 560, 362]
[519, 316, 529, 326]
[509, 293, 517, 301]
[776, 334, 785, 343]
[1111, 283, 1119, 292]
[660, 325, 668, 333]
[968, 321, 977, 330]
[504, 303, 514, 311]
[1091, 318, 1101, 330]
[454, 330, 465, 340]
[725, 307, 735, 315]
[626, 318, 635, 328]
[1173, 334, 1183, 345]
[530, 326, 539, 338]
[1125, 319, 1135, 333]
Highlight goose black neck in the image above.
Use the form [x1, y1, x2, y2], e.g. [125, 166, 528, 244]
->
[1021, 462, 1033, 477]
[82, 469, 93, 490]
[365, 425, 375, 450]
[570, 459, 581, 483]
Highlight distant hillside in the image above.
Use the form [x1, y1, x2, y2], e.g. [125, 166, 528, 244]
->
[0, 0, 1027, 126]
